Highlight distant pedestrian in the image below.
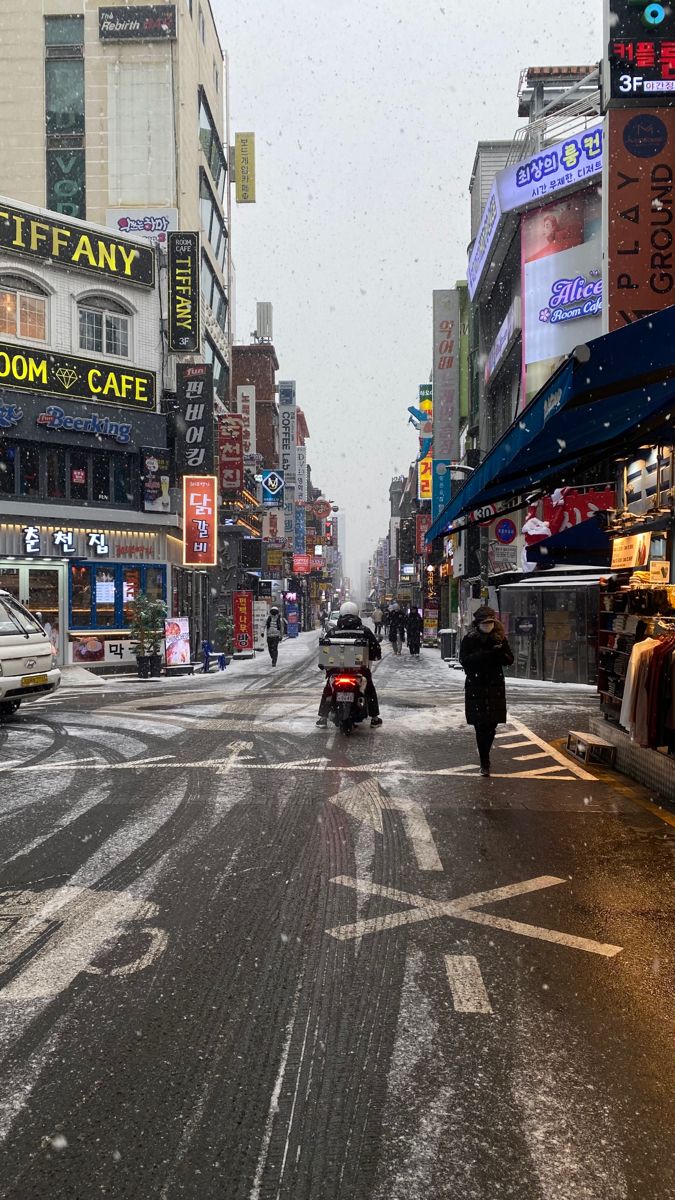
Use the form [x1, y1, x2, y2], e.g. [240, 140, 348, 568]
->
[459, 606, 514, 777]
[405, 607, 423, 656]
[382, 607, 391, 637]
[265, 606, 286, 666]
[388, 605, 406, 655]
[372, 606, 383, 639]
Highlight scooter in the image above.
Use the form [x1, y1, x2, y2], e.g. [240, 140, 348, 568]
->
[325, 667, 369, 735]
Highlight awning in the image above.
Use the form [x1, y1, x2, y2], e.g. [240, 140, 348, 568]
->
[525, 515, 611, 567]
[427, 305, 675, 542]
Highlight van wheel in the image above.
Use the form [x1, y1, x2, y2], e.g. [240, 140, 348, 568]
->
[0, 700, 20, 719]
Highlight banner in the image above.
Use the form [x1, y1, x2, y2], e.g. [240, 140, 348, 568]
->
[253, 600, 268, 652]
[164, 617, 190, 666]
[432, 289, 460, 487]
[218, 414, 243, 494]
[606, 108, 675, 329]
[141, 448, 171, 512]
[167, 232, 200, 353]
[233, 591, 254, 652]
[235, 133, 256, 203]
[285, 601, 299, 638]
[236, 384, 257, 467]
[182, 475, 217, 566]
[175, 362, 214, 475]
[415, 514, 432, 555]
[261, 469, 284, 507]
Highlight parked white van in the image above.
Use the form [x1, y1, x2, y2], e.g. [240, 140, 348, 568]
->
[0, 590, 61, 717]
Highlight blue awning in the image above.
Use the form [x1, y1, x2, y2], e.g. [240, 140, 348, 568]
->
[427, 305, 675, 542]
[525, 515, 611, 567]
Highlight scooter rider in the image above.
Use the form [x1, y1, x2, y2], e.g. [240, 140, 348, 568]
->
[316, 601, 383, 727]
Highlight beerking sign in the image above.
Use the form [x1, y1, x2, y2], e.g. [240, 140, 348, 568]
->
[167, 231, 200, 353]
[0, 199, 154, 287]
[0, 341, 155, 409]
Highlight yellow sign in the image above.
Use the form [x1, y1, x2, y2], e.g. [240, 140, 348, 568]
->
[0, 340, 155, 408]
[0, 200, 154, 287]
[418, 452, 433, 500]
[611, 532, 651, 571]
[235, 133, 256, 203]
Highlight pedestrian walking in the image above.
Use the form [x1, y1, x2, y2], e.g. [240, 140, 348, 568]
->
[388, 604, 406, 655]
[459, 606, 514, 777]
[382, 607, 391, 638]
[405, 607, 423, 656]
[265, 606, 286, 666]
[372, 605, 383, 639]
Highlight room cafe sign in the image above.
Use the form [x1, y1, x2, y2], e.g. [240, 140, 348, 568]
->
[0, 200, 154, 288]
[0, 342, 155, 409]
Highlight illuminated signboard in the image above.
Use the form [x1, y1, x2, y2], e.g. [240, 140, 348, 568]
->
[0, 200, 154, 287]
[0, 341, 155, 409]
[167, 232, 200, 352]
[607, 0, 675, 100]
[182, 475, 218, 567]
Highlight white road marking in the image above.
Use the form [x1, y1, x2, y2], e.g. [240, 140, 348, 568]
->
[444, 955, 492, 1013]
[215, 740, 254, 775]
[329, 781, 442, 871]
[327, 875, 623, 957]
[249, 981, 302, 1200]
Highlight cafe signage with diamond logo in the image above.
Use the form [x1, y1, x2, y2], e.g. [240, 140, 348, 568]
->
[0, 342, 155, 409]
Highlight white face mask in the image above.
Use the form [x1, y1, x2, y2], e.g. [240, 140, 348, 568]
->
[479, 621, 495, 634]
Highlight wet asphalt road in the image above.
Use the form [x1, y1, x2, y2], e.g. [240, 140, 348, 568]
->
[0, 634, 673, 1199]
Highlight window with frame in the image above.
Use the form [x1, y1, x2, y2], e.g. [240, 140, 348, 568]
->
[198, 87, 227, 196]
[204, 335, 228, 401]
[70, 563, 166, 631]
[0, 276, 48, 341]
[200, 253, 228, 334]
[199, 171, 228, 271]
[78, 297, 131, 358]
[0, 442, 136, 507]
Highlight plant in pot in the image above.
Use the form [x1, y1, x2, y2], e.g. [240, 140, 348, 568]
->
[215, 612, 235, 666]
[129, 593, 168, 679]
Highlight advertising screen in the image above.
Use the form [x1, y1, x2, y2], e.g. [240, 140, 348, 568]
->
[521, 187, 602, 407]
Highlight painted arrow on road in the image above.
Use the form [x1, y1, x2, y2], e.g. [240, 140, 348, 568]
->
[329, 780, 443, 871]
[327, 875, 623, 957]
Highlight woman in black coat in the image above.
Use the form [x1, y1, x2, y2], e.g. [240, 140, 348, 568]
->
[459, 606, 514, 776]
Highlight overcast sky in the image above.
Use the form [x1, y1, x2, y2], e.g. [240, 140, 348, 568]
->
[214, 0, 603, 589]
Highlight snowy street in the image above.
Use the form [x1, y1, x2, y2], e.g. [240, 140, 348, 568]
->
[0, 632, 673, 1199]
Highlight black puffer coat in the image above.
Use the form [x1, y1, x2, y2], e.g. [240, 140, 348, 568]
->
[459, 625, 514, 726]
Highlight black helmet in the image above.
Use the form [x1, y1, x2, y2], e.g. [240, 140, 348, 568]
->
[337, 613, 362, 631]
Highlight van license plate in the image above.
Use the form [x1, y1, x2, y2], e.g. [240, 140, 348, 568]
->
[21, 674, 49, 688]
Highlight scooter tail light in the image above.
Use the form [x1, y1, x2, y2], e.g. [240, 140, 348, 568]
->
[334, 675, 358, 686]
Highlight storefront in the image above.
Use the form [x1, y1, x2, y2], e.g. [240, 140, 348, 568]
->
[0, 517, 177, 666]
[499, 569, 601, 685]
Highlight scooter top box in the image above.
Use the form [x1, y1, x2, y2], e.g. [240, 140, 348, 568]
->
[319, 636, 368, 669]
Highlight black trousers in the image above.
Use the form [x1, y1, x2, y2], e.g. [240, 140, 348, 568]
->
[267, 637, 280, 665]
[318, 668, 379, 718]
[474, 724, 497, 766]
[374, 622, 382, 637]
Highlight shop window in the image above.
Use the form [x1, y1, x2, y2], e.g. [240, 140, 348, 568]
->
[20, 444, 40, 497]
[0, 277, 48, 342]
[69, 564, 166, 631]
[78, 299, 131, 358]
[113, 456, 133, 506]
[71, 564, 92, 628]
[70, 450, 88, 502]
[94, 567, 116, 627]
[92, 454, 111, 503]
[46, 447, 67, 499]
[0, 443, 16, 495]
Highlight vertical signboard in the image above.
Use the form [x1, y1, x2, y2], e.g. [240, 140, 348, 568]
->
[605, 0, 675, 104]
[233, 591, 254, 652]
[261, 469, 284, 507]
[182, 475, 218, 566]
[235, 133, 256, 203]
[417, 451, 433, 500]
[175, 362, 214, 475]
[296, 444, 307, 502]
[167, 232, 200, 353]
[217, 413, 243, 494]
[235, 384, 257, 467]
[432, 289, 460, 522]
[279, 380, 297, 554]
[294, 505, 306, 554]
[605, 108, 675, 329]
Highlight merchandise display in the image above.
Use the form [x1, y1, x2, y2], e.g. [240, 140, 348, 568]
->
[598, 580, 675, 751]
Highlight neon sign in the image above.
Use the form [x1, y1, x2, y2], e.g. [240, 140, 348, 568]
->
[539, 273, 603, 325]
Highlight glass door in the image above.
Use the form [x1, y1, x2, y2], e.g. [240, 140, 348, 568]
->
[26, 567, 62, 661]
[0, 567, 20, 599]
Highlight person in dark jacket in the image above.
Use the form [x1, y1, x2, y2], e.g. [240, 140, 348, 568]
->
[316, 602, 383, 727]
[265, 606, 286, 666]
[459, 606, 514, 776]
[388, 605, 406, 654]
[405, 608, 423, 655]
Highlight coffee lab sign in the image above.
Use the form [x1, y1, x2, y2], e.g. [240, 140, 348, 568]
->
[0, 199, 154, 287]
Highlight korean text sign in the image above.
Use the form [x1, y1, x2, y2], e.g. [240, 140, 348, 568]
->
[182, 475, 218, 566]
[233, 591, 254, 651]
[175, 362, 214, 475]
[218, 414, 244, 493]
[606, 0, 675, 101]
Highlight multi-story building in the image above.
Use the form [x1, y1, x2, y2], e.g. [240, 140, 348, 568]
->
[0, 0, 231, 396]
[0, 195, 177, 667]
